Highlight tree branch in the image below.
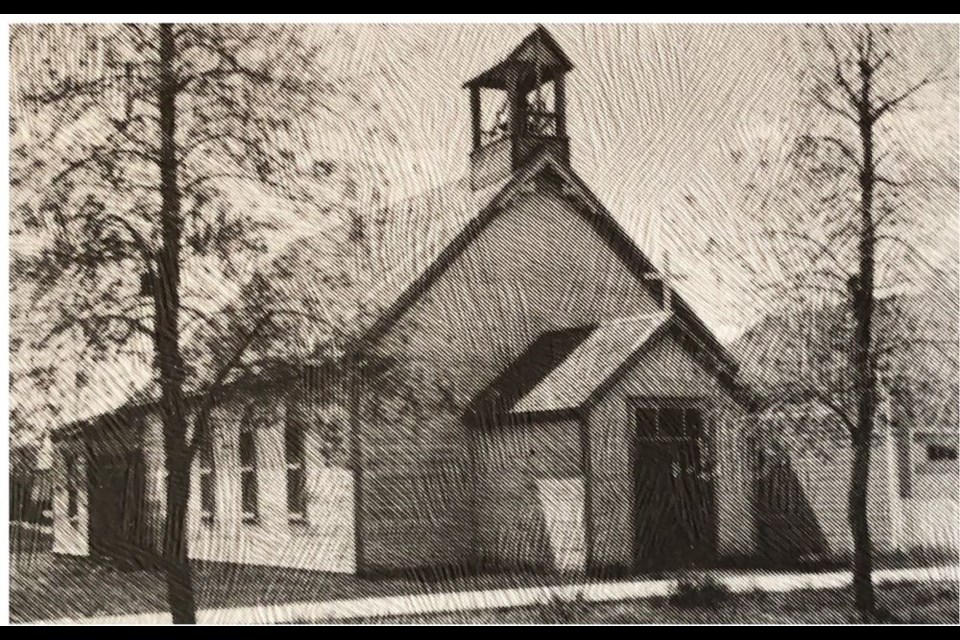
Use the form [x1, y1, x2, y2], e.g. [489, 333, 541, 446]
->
[813, 391, 857, 435]
[873, 69, 949, 121]
[174, 30, 272, 92]
[817, 135, 862, 171]
[875, 234, 939, 272]
[177, 131, 264, 165]
[123, 23, 159, 53]
[101, 213, 155, 268]
[876, 336, 958, 358]
[22, 74, 125, 105]
[38, 311, 152, 348]
[815, 93, 858, 123]
[764, 227, 852, 273]
[819, 26, 862, 112]
[43, 146, 161, 193]
[187, 312, 274, 458]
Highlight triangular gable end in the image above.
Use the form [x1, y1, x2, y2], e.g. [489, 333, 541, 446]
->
[531, 158, 738, 376]
[358, 148, 738, 381]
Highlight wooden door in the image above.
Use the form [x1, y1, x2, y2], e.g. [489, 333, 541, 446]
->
[89, 449, 148, 566]
[633, 404, 716, 572]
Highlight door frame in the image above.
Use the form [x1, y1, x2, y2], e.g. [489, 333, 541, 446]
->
[627, 395, 718, 571]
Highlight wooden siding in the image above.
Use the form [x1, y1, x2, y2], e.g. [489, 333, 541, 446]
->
[138, 383, 356, 572]
[752, 409, 960, 561]
[905, 431, 959, 552]
[51, 440, 89, 557]
[586, 336, 754, 572]
[358, 185, 661, 572]
[473, 418, 586, 572]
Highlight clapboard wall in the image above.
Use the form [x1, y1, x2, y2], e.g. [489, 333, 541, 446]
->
[50, 438, 89, 557]
[140, 382, 356, 572]
[356, 184, 661, 573]
[473, 417, 586, 572]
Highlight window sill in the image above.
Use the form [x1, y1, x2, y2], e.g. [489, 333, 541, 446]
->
[200, 513, 215, 525]
[288, 515, 308, 526]
[241, 514, 260, 525]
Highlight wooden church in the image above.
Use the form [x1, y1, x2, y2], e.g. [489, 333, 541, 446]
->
[49, 27, 756, 577]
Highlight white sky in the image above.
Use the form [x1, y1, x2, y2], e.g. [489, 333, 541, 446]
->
[7, 22, 959, 434]
[336, 23, 958, 340]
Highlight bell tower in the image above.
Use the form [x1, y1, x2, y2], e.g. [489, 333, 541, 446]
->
[465, 26, 573, 190]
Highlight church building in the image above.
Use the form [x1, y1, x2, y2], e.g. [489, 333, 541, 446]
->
[49, 27, 757, 577]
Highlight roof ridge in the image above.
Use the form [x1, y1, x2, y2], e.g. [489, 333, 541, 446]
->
[601, 312, 669, 326]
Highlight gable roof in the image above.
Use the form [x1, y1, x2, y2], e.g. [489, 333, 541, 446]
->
[50, 149, 739, 438]
[466, 324, 597, 422]
[511, 314, 669, 415]
[357, 148, 738, 378]
[465, 312, 742, 424]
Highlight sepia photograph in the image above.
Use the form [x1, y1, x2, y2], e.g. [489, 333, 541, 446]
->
[5, 16, 959, 625]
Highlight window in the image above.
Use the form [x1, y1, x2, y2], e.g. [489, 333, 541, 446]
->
[198, 429, 216, 523]
[637, 405, 706, 441]
[635, 403, 712, 481]
[64, 453, 79, 523]
[927, 444, 958, 463]
[285, 415, 307, 522]
[239, 427, 259, 522]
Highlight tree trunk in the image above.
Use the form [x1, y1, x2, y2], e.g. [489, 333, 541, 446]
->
[155, 23, 197, 624]
[848, 430, 875, 618]
[849, 59, 879, 621]
[162, 453, 197, 623]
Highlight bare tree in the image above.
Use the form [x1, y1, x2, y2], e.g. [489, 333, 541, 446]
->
[719, 25, 956, 620]
[797, 25, 954, 620]
[679, 23, 955, 619]
[10, 23, 388, 623]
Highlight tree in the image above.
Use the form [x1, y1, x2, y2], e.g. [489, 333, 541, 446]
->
[10, 23, 388, 623]
[717, 25, 955, 620]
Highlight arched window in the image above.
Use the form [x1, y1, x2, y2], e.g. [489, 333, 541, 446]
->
[285, 409, 307, 523]
[198, 427, 216, 523]
[239, 407, 259, 523]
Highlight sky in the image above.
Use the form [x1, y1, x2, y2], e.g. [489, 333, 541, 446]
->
[315, 23, 959, 340]
[11, 23, 958, 338]
[7, 22, 959, 435]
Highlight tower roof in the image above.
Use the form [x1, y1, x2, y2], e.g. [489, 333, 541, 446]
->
[463, 25, 574, 92]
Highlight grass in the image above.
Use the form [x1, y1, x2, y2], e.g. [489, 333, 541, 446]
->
[9, 549, 594, 623]
[667, 573, 733, 609]
[532, 591, 593, 624]
[9, 531, 958, 624]
[345, 580, 959, 624]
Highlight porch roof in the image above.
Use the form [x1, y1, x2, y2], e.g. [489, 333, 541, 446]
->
[510, 314, 669, 415]
[468, 313, 670, 421]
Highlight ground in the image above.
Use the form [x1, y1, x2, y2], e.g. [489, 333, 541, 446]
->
[343, 581, 960, 624]
[9, 526, 959, 624]
[10, 552, 569, 622]
[10, 531, 602, 623]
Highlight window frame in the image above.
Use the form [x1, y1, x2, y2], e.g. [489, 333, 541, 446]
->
[285, 407, 308, 524]
[239, 407, 260, 524]
[926, 443, 958, 463]
[64, 452, 80, 525]
[914, 434, 959, 476]
[198, 428, 216, 524]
